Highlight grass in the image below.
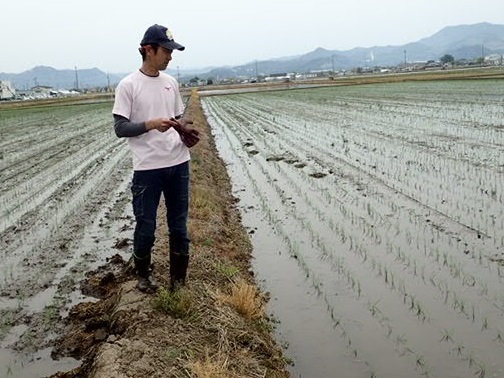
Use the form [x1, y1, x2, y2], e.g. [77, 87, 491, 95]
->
[217, 278, 265, 320]
[215, 262, 240, 279]
[188, 350, 238, 378]
[152, 286, 194, 319]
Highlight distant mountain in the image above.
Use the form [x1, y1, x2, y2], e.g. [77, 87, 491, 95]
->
[0, 66, 125, 90]
[1, 22, 503, 89]
[205, 22, 504, 79]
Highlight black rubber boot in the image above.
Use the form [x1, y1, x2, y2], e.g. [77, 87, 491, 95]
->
[134, 256, 158, 293]
[170, 251, 189, 291]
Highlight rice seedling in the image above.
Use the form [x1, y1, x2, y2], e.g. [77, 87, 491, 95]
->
[368, 300, 381, 317]
[481, 317, 489, 331]
[450, 343, 465, 357]
[494, 330, 504, 344]
[475, 363, 486, 378]
[440, 328, 455, 343]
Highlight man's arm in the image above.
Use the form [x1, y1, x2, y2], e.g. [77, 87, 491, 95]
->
[113, 114, 147, 137]
[114, 114, 183, 137]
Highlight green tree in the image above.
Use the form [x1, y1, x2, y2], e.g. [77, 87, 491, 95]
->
[440, 54, 455, 64]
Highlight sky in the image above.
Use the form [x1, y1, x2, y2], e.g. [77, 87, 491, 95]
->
[2, 0, 503, 74]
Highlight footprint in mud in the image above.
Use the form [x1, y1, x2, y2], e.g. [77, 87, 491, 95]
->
[309, 172, 327, 179]
[266, 155, 285, 162]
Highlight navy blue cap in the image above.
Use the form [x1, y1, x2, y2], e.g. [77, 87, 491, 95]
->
[140, 24, 185, 51]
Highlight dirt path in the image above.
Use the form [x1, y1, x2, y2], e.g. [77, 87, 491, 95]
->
[40, 92, 289, 378]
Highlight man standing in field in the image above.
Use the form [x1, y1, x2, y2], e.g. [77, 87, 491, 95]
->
[112, 24, 199, 292]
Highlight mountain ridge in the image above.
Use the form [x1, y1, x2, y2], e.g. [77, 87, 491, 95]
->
[1, 22, 503, 89]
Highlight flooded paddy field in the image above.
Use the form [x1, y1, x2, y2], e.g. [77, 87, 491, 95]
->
[0, 102, 133, 377]
[202, 79, 504, 378]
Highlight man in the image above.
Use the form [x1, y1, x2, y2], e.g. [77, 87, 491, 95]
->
[112, 24, 199, 292]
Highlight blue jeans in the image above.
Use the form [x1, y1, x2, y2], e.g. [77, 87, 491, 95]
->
[131, 161, 190, 260]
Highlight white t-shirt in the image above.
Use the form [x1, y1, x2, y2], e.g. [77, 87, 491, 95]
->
[112, 70, 189, 171]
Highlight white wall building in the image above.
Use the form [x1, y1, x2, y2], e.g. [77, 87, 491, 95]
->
[0, 81, 16, 100]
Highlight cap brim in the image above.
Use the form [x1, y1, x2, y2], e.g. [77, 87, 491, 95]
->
[161, 41, 185, 51]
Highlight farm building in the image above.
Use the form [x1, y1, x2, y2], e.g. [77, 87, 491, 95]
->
[0, 80, 16, 100]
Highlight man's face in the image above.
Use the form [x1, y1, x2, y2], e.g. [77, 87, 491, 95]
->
[147, 45, 173, 70]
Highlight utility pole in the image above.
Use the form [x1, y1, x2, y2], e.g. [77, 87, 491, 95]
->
[255, 60, 258, 80]
[404, 50, 407, 67]
[331, 54, 335, 76]
[74, 66, 79, 91]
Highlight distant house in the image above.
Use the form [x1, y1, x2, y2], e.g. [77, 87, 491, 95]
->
[485, 54, 503, 65]
[0, 81, 16, 100]
[32, 85, 53, 95]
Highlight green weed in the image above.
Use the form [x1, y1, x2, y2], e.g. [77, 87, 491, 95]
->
[152, 286, 193, 319]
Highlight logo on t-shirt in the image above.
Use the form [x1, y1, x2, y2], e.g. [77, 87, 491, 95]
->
[164, 87, 172, 91]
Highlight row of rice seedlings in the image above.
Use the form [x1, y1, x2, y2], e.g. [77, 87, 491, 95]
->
[0, 305, 24, 343]
[389, 239, 504, 340]
[236, 94, 492, 250]
[437, 327, 494, 378]
[239, 166, 422, 375]
[0, 118, 118, 234]
[310, 195, 501, 370]
[213, 90, 500, 255]
[0, 141, 129, 295]
[206, 94, 504, 349]
[238, 138, 437, 328]
[1, 134, 123, 239]
[206, 107, 379, 372]
[234, 99, 501, 309]
[306, 93, 502, 244]
[205, 94, 496, 292]
[206, 98, 365, 301]
[259, 179, 443, 375]
[239, 87, 500, 294]
[0, 105, 110, 180]
[0, 106, 60, 148]
[283, 92, 504, 376]
[204, 95, 502, 376]
[1, 128, 120, 223]
[286, 113, 502, 290]
[1, 105, 112, 161]
[204, 93, 496, 282]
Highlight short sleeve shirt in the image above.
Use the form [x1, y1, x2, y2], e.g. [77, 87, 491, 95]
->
[112, 70, 189, 171]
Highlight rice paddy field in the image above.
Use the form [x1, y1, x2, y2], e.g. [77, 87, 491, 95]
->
[201, 79, 504, 378]
[0, 101, 134, 377]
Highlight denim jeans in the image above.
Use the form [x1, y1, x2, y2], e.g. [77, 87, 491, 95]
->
[130, 161, 190, 260]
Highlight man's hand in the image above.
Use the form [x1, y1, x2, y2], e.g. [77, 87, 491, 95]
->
[171, 118, 200, 148]
[145, 118, 178, 132]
